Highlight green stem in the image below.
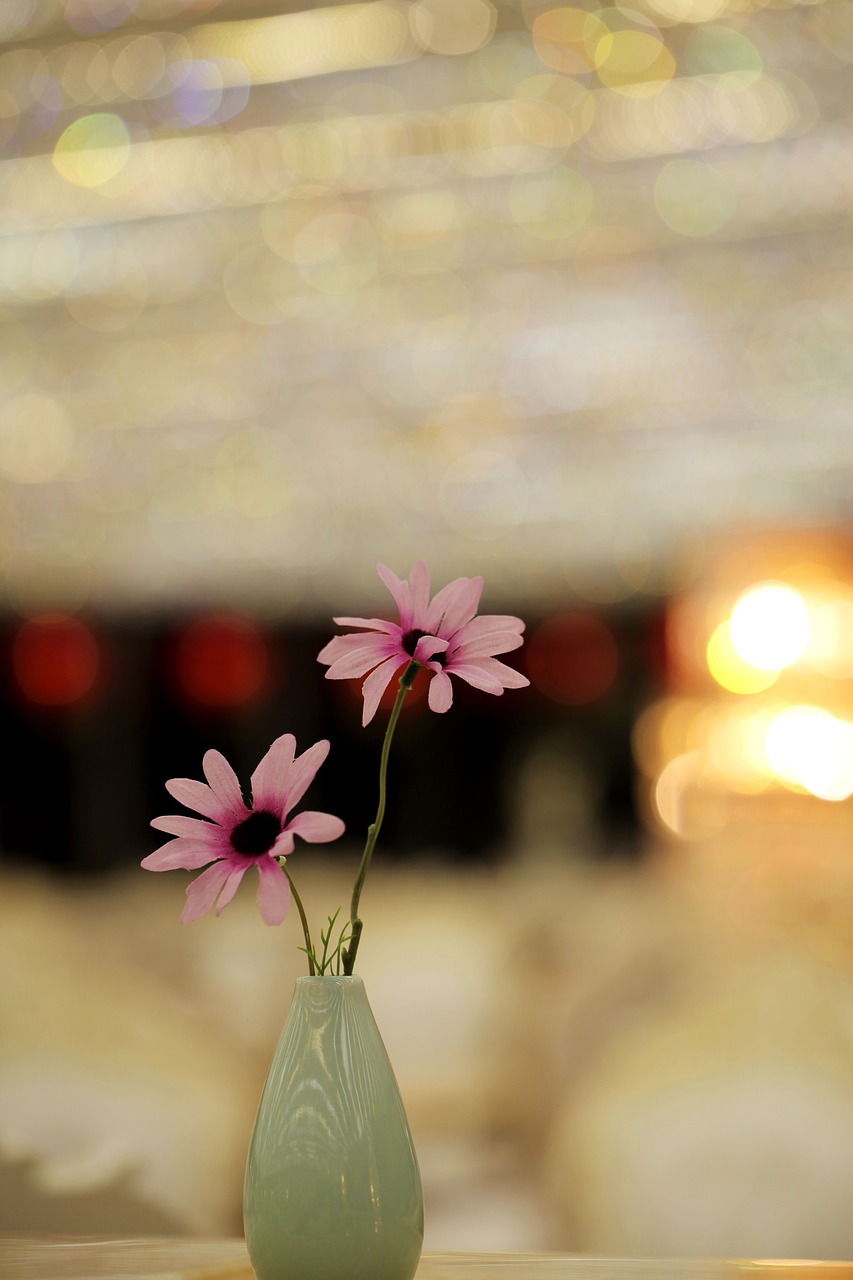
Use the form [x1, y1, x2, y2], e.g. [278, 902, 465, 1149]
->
[281, 860, 316, 976]
[343, 660, 419, 974]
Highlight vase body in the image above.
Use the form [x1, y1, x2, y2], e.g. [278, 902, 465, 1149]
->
[243, 975, 423, 1280]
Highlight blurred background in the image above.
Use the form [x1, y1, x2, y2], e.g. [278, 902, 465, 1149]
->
[3, 0, 853, 1260]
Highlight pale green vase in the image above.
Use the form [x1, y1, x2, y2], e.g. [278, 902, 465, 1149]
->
[243, 975, 424, 1280]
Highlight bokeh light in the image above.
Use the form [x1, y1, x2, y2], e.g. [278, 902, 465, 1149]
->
[642, 540, 853, 845]
[12, 614, 100, 706]
[595, 30, 675, 97]
[527, 612, 619, 705]
[807, 594, 853, 679]
[765, 706, 853, 802]
[52, 112, 131, 186]
[684, 24, 762, 78]
[64, 0, 138, 37]
[531, 8, 609, 75]
[729, 581, 810, 672]
[410, 0, 496, 55]
[173, 614, 271, 709]
[706, 619, 779, 695]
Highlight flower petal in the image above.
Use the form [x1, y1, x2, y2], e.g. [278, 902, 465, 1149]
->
[271, 830, 295, 858]
[450, 616, 526, 659]
[318, 561, 528, 722]
[426, 576, 484, 635]
[450, 656, 530, 691]
[476, 657, 530, 689]
[202, 750, 249, 823]
[283, 738, 330, 813]
[256, 857, 291, 925]
[142, 838, 223, 871]
[318, 631, 398, 669]
[427, 670, 454, 713]
[377, 562, 414, 630]
[412, 634, 447, 663]
[180, 861, 232, 923]
[442, 660, 505, 695]
[285, 810, 346, 843]
[150, 814, 220, 838]
[324, 636, 399, 680]
[331, 616, 398, 634]
[214, 864, 249, 915]
[360, 655, 404, 726]
[251, 733, 296, 814]
[165, 777, 234, 824]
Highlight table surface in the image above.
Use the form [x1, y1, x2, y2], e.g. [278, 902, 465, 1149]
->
[2, 1240, 853, 1280]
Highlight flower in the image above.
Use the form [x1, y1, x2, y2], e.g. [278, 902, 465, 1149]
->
[142, 735, 345, 925]
[318, 560, 529, 724]
[421, 608, 530, 713]
[145, 558, 530, 975]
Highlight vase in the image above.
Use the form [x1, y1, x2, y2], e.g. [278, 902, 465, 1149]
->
[243, 975, 424, 1280]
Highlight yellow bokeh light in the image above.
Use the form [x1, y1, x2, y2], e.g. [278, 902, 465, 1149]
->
[706, 619, 779, 694]
[410, 0, 496, 55]
[190, 2, 414, 86]
[111, 34, 169, 99]
[52, 112, 131, 188]
[730, 580, 810, 671]
[654, 750, 700, 834]
[652, 750, 726, 839]
[513, 74, 596, 147]
[532, 8, 609, 76]
[380, 188, 456, 237]
[596, 30, 675, 96]
[765, 706, 853, 802]
[807, 595, 853, 679]
[641, 0, 727, 26]
[589, 70, 807, 162]
[703, 703, 776, 792]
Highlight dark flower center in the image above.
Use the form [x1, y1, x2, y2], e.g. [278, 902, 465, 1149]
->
[402, 629, 445, 665]
[230, 810, 281, 857]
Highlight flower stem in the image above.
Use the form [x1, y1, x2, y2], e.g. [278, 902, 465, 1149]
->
[343, 660, 419, 974]
[280, 860, 316, 976]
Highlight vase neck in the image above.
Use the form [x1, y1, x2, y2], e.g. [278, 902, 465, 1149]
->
[292, 974, 367, 1018]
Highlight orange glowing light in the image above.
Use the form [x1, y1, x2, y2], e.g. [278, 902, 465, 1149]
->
[729, 580, 809, 671]
[764, 705, 853, 802]
[706, 619, 778, 694]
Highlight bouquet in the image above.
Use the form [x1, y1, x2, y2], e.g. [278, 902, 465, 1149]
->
[142, 561, 529, 974]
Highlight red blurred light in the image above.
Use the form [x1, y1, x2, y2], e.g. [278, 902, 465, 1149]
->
[12, 614, 101, 707]
[377, 665, 427, 713]
[339, 661, 428, 715]
[527, 611, 619, 705]
[174, 614, 270, 708]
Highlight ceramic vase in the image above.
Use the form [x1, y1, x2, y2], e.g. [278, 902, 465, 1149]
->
[243, 975, 423, 1280]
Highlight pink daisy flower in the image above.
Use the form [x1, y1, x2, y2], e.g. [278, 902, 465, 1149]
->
[318, 560, 529, 724]
[142, 735, 345, 925]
